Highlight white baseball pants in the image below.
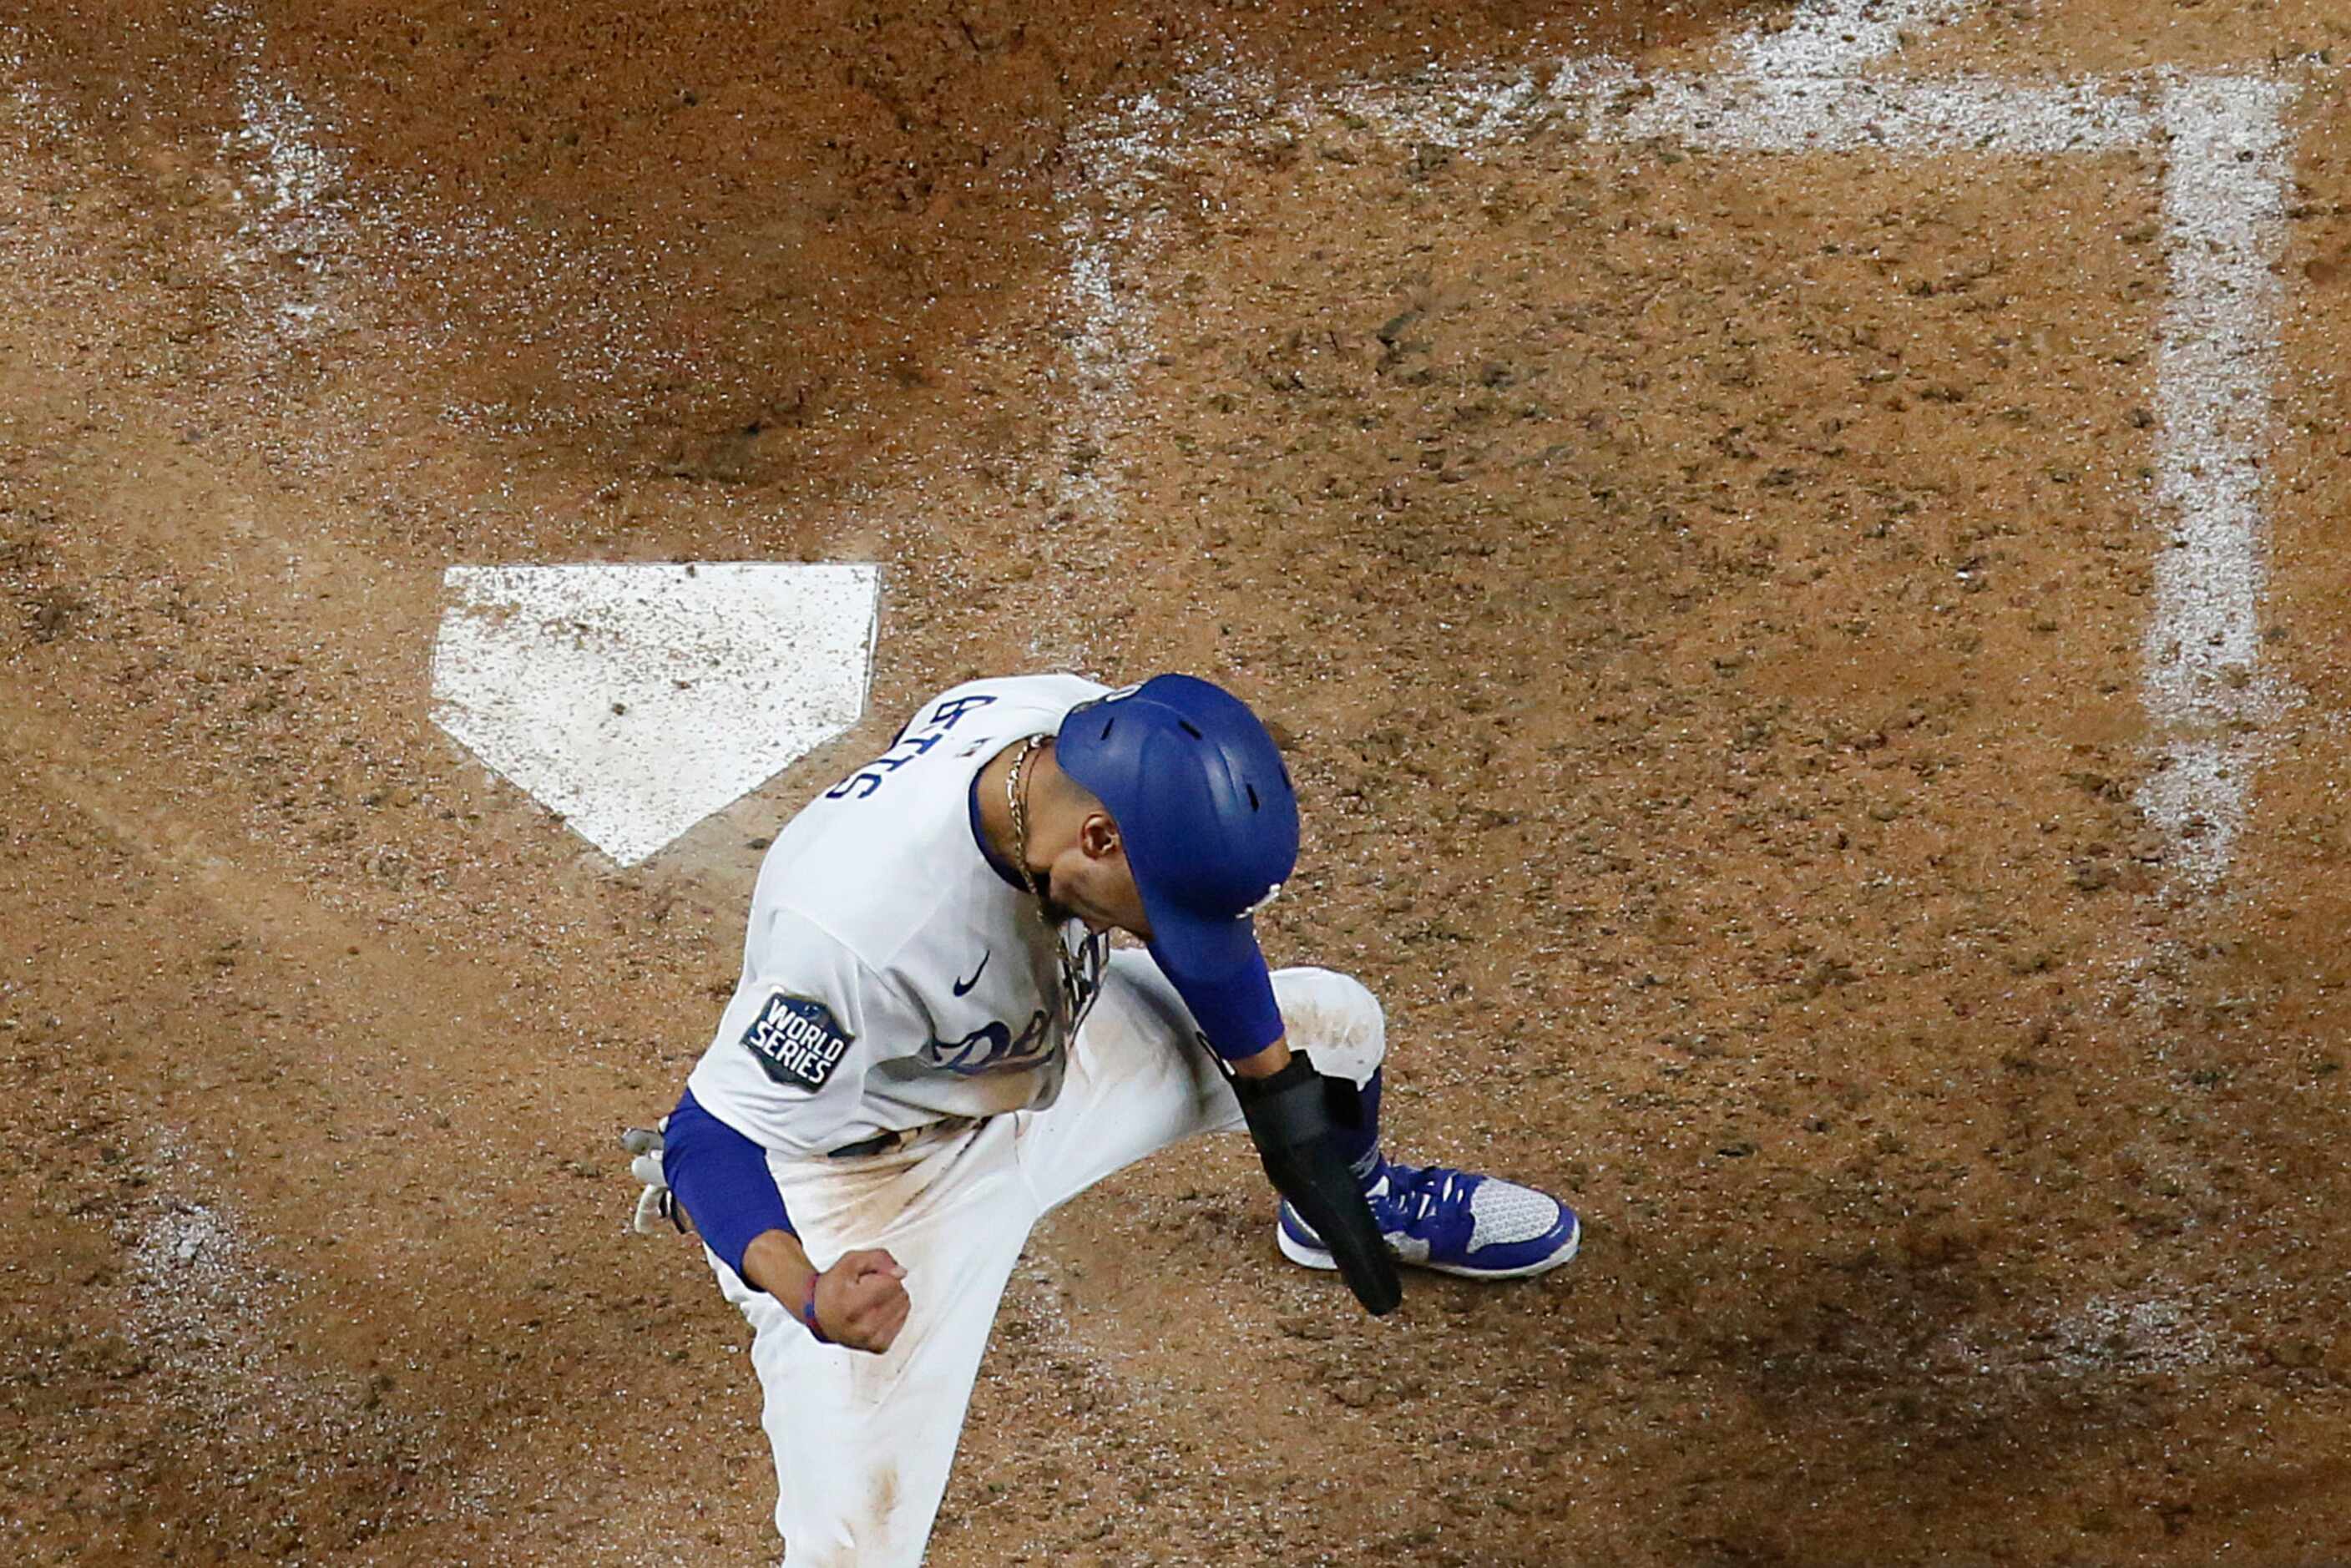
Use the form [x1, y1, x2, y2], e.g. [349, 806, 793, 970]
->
[702, 955, 1388, 1567]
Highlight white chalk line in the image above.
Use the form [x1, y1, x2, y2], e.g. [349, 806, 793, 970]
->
[203, 2, 357, 346]
[1729, 0, 1984, 80]
[1053, 17, 2312, 892]
[1044, 69, 1280, 672]
[2136, 77, 2296, 887]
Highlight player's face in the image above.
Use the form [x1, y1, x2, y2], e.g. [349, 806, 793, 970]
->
[1048, 814, 1151, 938]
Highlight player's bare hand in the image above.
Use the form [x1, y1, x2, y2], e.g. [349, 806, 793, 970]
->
[814, 1248, 910, 1353]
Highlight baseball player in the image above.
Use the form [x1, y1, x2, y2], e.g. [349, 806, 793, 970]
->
[624, 673, 1580, 1565]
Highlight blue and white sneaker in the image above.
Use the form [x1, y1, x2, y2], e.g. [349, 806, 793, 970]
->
[1277, 1160, 1581, 1281]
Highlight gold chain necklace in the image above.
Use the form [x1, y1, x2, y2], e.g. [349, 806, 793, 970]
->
[1004, 733, 1087, 1019]
[1004, 734, 1050, 914]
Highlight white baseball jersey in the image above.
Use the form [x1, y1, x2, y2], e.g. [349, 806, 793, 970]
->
[685, 673, 1115, 1157]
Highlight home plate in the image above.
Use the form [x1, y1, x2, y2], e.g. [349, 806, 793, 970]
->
[430, 563, 880, 866]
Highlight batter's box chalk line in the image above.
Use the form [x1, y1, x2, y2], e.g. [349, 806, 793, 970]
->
[1053, 0, 2325, 893]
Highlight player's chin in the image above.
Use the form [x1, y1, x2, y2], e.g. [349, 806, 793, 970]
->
[1076, 900, 1143, 938]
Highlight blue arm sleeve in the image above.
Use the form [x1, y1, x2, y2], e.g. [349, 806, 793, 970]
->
[662, 1086, 795, 1279]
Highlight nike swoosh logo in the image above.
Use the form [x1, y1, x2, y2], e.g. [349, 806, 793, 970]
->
[952, 952, 990, 996]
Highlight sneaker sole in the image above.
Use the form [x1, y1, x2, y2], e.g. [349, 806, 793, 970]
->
[1277, 1216, 1581, 1282]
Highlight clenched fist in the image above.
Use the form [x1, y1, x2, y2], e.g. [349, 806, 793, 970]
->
[813, 1248, 910, 1353]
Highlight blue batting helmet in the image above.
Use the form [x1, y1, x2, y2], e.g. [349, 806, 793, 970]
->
[1055, 675, 1299, 1054]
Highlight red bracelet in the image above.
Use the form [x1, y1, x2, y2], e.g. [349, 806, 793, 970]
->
[801, 1273, 832, 1345]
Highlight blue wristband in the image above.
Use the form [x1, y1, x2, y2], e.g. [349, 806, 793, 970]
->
[801, 1272, 832, 1344]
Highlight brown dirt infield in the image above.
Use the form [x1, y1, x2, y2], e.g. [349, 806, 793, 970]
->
[4, 3, 2349, 1565]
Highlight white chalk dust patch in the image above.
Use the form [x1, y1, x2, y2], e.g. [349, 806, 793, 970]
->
[2060, 1293, 2222, 1372]
[109, 1135, 416, 1550]
[0, 25, 73, 156]
[118, 1153, 333, 1459]
[119, 1130, 281, 1393]
[2042, 1287, 2235, 1377]
[128, 1201, 273, 1370]
[431, 562, 880, 866]
[1057, 85, 1188, 523]
[1914, 1287, 2238, 1403]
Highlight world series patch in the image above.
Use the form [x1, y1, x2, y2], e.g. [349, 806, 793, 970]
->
[738, 992, 853, 1091]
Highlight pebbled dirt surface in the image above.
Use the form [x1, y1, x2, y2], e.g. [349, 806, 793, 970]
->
[4, 3, 2348, 1565]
